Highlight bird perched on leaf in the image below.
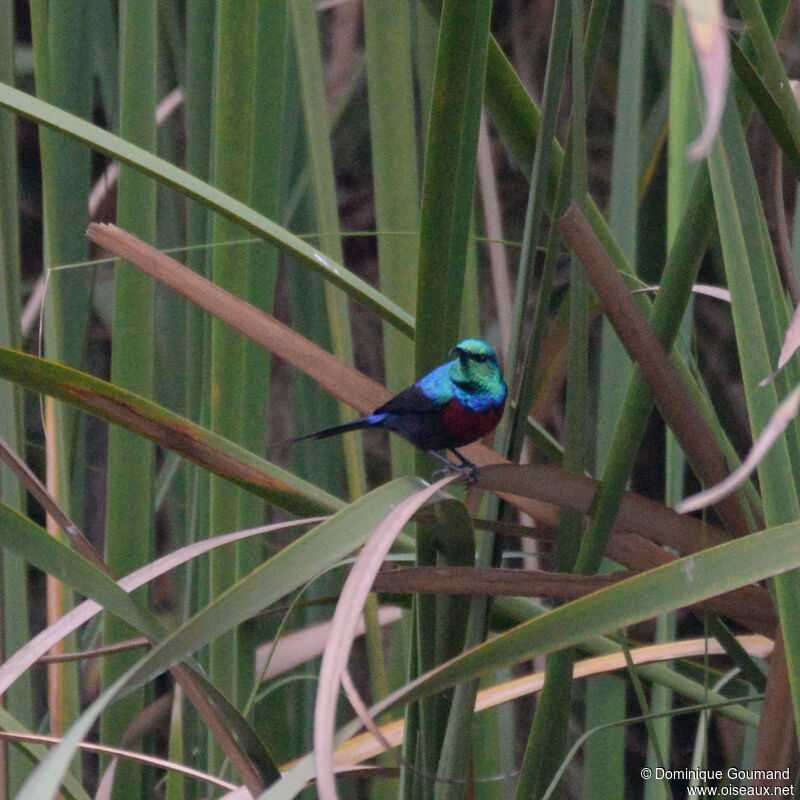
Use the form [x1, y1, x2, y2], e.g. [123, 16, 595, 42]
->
[291, 339, 507, 483]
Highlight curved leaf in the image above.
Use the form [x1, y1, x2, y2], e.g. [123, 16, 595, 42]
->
[0, 347, 340, 517]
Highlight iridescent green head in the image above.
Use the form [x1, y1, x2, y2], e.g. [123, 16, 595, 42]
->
[448, 339, 506, 398]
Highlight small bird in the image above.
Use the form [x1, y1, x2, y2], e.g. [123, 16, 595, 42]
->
[292, 339, 508, 483]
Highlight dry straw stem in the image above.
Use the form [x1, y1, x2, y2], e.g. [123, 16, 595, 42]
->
[316, 635, 772, 771]
[681, 0, 730, 160]
[255, 606, 403, 681]
[557, 202, 751, 536]
[86, 223, 550, 519]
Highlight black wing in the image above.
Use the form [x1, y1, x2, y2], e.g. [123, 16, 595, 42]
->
[374, 383, 443, 416]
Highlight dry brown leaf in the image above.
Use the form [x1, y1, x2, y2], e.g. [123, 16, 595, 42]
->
[761, 302, 800, 386]
[313, 474, 459, 800]
[254, 606, 403, 680]
[682, 0, 730, 160]
[677, 384, 800, 513]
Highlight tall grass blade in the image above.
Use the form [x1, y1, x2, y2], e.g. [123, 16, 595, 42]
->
[597, 0, 646, 460]
[101, 6, 158, 795]
[0, 0, 30, 794]
[587, 1, 648, 790]
[412, 3, 493, 795]
[181, 25, 215, 772]
[644, 9, 701, 795]
[415, 0, 492, 370]
[732, 0, 800, 169]
[708, 94, 800, 747]
[30, 0, 93, 749]
[207, 4, 258, 770]
[234, 3, 290, 776]
[516, 3, 592, 795]
[502, 0, 570, 464]
[289, 0, 366, 498]
[364, 0, 419, 478]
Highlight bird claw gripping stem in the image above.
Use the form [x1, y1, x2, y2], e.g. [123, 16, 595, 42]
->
[461, 463, 481, 485]
[429, 450, 482, 485]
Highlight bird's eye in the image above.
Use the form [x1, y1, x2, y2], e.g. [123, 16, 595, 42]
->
[473, 353, 487, 363]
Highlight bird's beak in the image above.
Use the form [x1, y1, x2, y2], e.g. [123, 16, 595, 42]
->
[450, 346, 464, 361]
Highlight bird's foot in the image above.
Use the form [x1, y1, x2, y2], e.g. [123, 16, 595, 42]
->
[430, 464, 480, 485]
[456, 462, 481, 485]
[430, 467, 451, 482]
[428, 451, 481, 485]
[449, 449, 482, 485]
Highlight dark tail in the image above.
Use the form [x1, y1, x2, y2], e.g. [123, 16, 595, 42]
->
[291, 417, 370, 443]
[289, 415, 383, 445]
[269, 414, 384, 454]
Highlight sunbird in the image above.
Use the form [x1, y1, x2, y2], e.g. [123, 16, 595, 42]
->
[293, 339, 508, 482]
